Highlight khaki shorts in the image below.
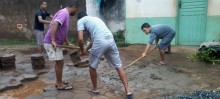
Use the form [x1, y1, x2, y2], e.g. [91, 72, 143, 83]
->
[44, 43, 63, 61]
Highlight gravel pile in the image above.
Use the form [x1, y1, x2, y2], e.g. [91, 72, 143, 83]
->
[164, 90, 220, 99]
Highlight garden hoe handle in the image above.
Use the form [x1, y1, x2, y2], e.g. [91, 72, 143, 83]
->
[124, 56, 143, 70]
[59, 45, 80, 49]
[124, 48, 156, 70]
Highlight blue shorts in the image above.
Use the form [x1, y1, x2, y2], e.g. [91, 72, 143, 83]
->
[158, 33, 175, 50]
[89, 38, 122, 69]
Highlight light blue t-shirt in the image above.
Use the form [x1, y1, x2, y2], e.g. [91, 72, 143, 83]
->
[77, 16, 113, 43]
[148, 24, 175, 45]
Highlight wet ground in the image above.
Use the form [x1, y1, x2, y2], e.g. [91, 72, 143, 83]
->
[0, 45, 220, 99]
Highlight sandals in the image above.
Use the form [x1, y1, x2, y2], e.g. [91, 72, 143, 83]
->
[127, 93, 134, 99]
[55, 81, 69, 87]
[63, 81, 69, 85]
[88, 89, 100, 96]
[56, 84, 73, 90]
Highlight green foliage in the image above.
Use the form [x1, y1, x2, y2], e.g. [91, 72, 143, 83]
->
[113, 30, 130, 47]
[188, 48, 220, 65]
[69, 38, 76, 44]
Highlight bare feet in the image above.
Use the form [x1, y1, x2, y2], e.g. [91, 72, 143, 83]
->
[165, 51, 171, 54]
[158, 61, 166, 65]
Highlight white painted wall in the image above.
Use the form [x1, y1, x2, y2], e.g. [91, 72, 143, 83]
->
[208, 0, 220, 16]
[86, 0, 102, 18]
[126, 0, 177, 18]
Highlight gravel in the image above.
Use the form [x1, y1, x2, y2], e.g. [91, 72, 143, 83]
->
[164, 90, 220, 99]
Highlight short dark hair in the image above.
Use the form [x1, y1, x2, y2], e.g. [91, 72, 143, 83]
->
[78, 12, 87, 19]
[141, 23, 151, 30]
[67, 0, 79, 8]
[39, 0, 46, 6]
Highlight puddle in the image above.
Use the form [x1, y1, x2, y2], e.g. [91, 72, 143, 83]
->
[0, 80, 51, 99]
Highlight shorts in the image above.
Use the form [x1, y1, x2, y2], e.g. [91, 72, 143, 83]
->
[34, 30, 45, 46]
[89, 39, 122, 69]
[158, 33, 175, 50]
[44, 43, 64, 61]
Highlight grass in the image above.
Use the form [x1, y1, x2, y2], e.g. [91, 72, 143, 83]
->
[0, 34, 130, 47]
[0, 40, 37, 45]
[0, 38, 76, 46]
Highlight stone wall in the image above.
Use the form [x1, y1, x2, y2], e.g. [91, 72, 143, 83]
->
[0, 0, 86, 40]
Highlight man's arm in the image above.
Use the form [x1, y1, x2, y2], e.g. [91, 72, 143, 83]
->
[50, 15, 54, 19]
[142, 43, 151, 57]
[38, 16, 50, 24]
[153, 38, 159, 49]
[142, 34, 156, 57]
[155, 38, 159, 46]
[51, 21, 59, 48]
[85, 42, 92, 51]
[78, 30, 85, 55]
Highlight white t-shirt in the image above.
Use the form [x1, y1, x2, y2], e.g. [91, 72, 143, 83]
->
[77, 16, 113, 43]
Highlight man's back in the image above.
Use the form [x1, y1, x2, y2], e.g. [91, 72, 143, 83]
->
[44, 8, 69, 45]
[77, 16, 113, 42]
[151, 24, 175, 39]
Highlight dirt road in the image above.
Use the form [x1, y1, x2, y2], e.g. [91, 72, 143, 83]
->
[0, 45, 219, 99]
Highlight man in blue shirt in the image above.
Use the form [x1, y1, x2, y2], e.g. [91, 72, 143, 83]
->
[141, 23, 175, 65]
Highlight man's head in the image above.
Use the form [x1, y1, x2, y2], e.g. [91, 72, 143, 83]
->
[77, 12, 87, 19]
[40, 1, 47, 10]
[141, 23, 151, 35]
[67, 0, 79, 16]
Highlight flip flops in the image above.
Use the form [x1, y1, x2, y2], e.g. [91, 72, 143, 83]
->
[55, 81, 69, 88]
[127, 93, 134, 99]
[88, 89, 100, 96]
[63, 81, 69, 85]
[56, 84, 73, 90]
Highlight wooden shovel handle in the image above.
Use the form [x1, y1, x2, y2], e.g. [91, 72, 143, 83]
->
[124, 48, 156, 70]
[59, 45, 80, 49]
[124, 56, 143, 70]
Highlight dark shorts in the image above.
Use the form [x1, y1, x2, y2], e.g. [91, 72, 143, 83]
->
[158, 33, 175, 50]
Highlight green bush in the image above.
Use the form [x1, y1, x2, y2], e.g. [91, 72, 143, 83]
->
[113, 30, 130, 47]
[188, 48, 220, 65]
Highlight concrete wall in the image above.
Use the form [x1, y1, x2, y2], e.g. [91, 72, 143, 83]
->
[0, 0, 86, 40]
[88, 0, 125, 33]
[102, 0, 125, 33]
[125, 0, 177, 44]
[126, 0, 177, 18]
[206, 0, 220, 41]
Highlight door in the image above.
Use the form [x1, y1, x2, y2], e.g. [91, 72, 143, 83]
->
[178, 0, 208, 45]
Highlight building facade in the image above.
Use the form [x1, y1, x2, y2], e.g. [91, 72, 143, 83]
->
[125, 0, 220, 45]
